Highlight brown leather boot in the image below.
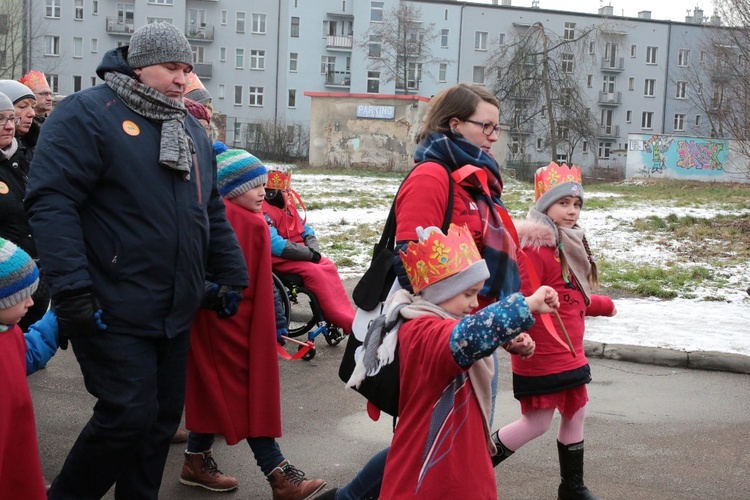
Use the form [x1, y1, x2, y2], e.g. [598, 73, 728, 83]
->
[267, 460, 326, 500]
[179, 450, 239, 492]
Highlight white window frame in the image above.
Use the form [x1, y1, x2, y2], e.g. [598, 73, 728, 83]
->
[288, 89, 296, 108]
[218, 84, 225, 100]
[219, 47, 226, 62]
[628, 77, 634, 90]
[92, 0, 99, 16]
[236, 12, 246, 33]
[73, 37, 83, 58]
[475, 31, 488, 51]
[252, 13, 266, 34]
[441, 29, 449, 49]
[438, 63, 447, 83]
[46, 0, 61, 18]
[472, 65, 485, 85]
[563, 22, 576, 41]
[678, 49, 689, 66]
[291, 16, 300, 37]
[646, 46, 657, 64]
[641, 111, 653, 130]
[45, 35, 60, 56]
[626, 110, 632, 123]
[221, 10, 227, 26]
[367, 71, 380, 93]
[248, 86, 264, 106]
[289, 52, 298, 72]
[630, 44, 636, 58]
[234, 85, 242, 106]
[148, 0, 173, 4]
[235, 48, 244, 69]
[370, 1, 384, 22]
[644, 79, 655, 97]
[91, 37, 98, 53]
[74, 0, 84, 20]
[249, 49, 265, 70]
[73, 75, 82, 92]
[48, 74, 59, 93]
[676, 81, 687, 99]
[561, 53, 574, 73]
[674, 113, 685, 132]
[368, 35, 381, 58]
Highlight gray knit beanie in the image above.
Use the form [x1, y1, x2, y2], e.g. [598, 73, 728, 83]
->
[0, 92, 13, 113]
[0, 80, 35, 105]
[0, 238, 39, 311]
[185, 88, 211, 105]
[534, 182, 584, 214]
[127, 22, 193, 70]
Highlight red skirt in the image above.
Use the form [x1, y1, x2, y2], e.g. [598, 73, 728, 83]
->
[519, 384, 588, 420]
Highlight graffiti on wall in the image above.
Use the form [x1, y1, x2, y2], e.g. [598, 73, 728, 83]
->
[629, 134, 728, 177]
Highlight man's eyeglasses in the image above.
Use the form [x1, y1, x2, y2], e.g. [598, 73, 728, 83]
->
[0, 116, 21, 126]
[464, 119, 501, 137]
[35, 91, 53, 98]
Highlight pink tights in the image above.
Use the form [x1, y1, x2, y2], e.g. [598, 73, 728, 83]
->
[496, 404, 587, 451]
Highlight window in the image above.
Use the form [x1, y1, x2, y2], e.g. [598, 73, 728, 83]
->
[147, 17, 172, 24]
[510, 137, 520, 154]
[91, 38, 98, 53]
[73, 37, 83, 58]
[75, 0, 84, 20]
[250, 49, 265, 70]
[291, 17, 300, 37]
[48, 74, 58, 93]
[252, 13, 266, 34]
[582, 140, 588, 153]
[221, 10, 227, 26]
[598, 142, 611, 159]
[641, 111, 653, 129]
[90, 76, 96, 87]
[46, 0, 61, 18]
[588, 41, 595, 55]
[536, 138, 543, 151]
[561, 53, 574, 73]
[289, 53, 298, 72]
[45, 36, 60, 56]
[697, 83, 703, 95]
[218, 84, 225, 99]
[628, 77, 634, 90]
[92, 0, 98, 15]
[498, 33, 505, 45]
[235, 48, 244, 69]
[73, 75, 82, 92]
[630, 44, 636, 57]
[564, 22, 576, 41]
[472, 66, 485, 84]
[475, 32, 487, 51]
[587, 75, 593, 88]
[320, 56, 335, 75]
[644, 79, 655, 97]
[192, 46, 205, 64]
[557, 122, 569, 140]
[695, 115, 701, 127]
[676, 81, 687, 99]
[288, 89, 296, 108]
[678, 49, 689, 66]
[438, 63, 447, 82]
[602, 75, 615, 94]
[367, 71, 380, 93]
[700, 50, 706, 63]
[626, 110, 632, 123]
[674, 113, 685, 131]
[646, 46, 657, 64]
[368, 35, 381, 58]
[370, 1, 384, 22]
[234, 85, 242, 105]
[441, 29, 449, 48]
[219, 47, 226, 62]
[236, 12, 246, 33]
[149, 0, 173, 4]
[407, 62, 422, 89]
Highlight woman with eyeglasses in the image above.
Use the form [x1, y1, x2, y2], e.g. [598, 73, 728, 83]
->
[0, 87, 49, 331]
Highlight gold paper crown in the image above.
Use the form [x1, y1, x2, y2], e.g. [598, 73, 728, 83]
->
[399, 224, 482, 294]
[185, 72, 206, 94]
[534, 162, 582, 201]
[18, 70, 48, 89]
[266, 169, 292, 191]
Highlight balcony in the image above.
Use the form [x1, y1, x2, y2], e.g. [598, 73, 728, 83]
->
[185, 24, 214, 41]
[600, 57, 625, 72]
[106, 17, 134, 35]
[193, 63, 212, 79]
[324, 70, 351, 88]
[598, 91, 622, 106]
[327, 35, 353, 51]
[598, 124, 620, 138]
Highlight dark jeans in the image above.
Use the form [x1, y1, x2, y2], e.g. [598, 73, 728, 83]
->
[48, 330, 190, 500]
[336, 447, 388, 500]
[187, 432, 284, 476]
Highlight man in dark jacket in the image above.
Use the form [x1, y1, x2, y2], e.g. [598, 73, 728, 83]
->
[25, 22, 248, 499]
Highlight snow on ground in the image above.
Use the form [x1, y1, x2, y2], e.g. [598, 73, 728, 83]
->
[285, 172, 750, 356]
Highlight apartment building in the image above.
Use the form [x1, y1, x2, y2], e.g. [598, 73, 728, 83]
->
[24, 0, 719, 170]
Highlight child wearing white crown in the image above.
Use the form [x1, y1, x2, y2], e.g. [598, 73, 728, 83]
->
[345, 224, 558, 499]
[0, 237, 59, 499]
[490, 163, 617, 500]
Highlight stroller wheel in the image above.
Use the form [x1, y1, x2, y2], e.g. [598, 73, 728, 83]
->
[300, 344, 316, 361]
[324, 326, 345, 346]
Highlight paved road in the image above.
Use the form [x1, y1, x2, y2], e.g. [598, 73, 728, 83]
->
[30, 338, 750, 500]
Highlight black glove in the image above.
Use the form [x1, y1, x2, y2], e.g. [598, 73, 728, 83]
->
[201, 281, 220, 309]
[310, 250, 322, 264]
[51, 288, 103, 349]
[202, 283, 244, 318]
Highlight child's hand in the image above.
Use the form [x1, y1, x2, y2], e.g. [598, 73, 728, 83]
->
[504, 332, 536, 360]
[525, 285, 558, 314]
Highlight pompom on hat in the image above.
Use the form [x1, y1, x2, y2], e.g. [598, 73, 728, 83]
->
[0, 80, 35, 105]
[0, 238, 39, 311]
[127, 22, 193, 70]
[534, 162, 584, 214]
[214, 142, 268, 199]
[18, 70, 49, 90]
[399, 224, 489, 304]
[185, 72, 211, 105]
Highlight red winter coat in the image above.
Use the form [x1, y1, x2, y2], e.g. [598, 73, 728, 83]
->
[185, 201, 281, 444]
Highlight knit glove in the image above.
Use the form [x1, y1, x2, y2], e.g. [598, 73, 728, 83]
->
[202, 282, 244, 318]
[276, 328, 288, 346]
[51, 288, 106, 350]
[310, 250, 322, 264]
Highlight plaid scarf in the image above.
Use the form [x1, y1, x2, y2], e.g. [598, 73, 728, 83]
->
[104, 71, 192, 178]
[414, 133, 520, 301]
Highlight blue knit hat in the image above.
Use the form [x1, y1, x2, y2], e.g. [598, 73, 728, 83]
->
[0, 238, 39, 310]
[214, 142, 268, 199]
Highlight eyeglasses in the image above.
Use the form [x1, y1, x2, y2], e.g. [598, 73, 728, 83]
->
[0, 116, 21, 127]
[464, 119, 501, 137]
[35, 91, 53, 98]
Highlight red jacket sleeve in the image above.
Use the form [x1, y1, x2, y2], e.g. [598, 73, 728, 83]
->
[586, 294, 615, 317]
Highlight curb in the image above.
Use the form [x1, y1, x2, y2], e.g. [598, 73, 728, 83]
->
[584, 341, 750, 375]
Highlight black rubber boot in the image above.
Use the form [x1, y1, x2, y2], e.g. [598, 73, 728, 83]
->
[491, 432, 515, 467]
[557, 440, 598, 500]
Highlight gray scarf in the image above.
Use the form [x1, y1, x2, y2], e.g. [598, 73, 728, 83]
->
[0, 137, 18, 160]
[104, 71, 192, 178]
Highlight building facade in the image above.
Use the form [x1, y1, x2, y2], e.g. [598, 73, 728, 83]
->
[24, 0, 720, 171]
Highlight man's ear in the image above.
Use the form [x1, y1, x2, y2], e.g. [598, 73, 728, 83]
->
[133, 68, 142, 77]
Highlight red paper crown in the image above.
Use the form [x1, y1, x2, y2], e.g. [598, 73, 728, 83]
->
[267, 168, 292, 191]
[534, 162, 582, 201]
[18, 70, 48, 89]
[185, 72, 205, 94]
[399, 224, 482, 294]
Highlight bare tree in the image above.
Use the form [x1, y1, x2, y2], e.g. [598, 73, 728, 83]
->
[0, 0, 60, 80]
[356, 4, 449, 95]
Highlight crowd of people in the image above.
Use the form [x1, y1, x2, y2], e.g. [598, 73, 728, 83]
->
[0, 21, 615, 500]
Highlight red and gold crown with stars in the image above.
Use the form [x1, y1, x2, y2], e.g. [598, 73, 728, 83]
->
[534, 162, 582, 201]
[266, 168, 292, 191]
[185, 72, 205, 94]
[399, 224, 482, 294]
[19, 70, 48, 89]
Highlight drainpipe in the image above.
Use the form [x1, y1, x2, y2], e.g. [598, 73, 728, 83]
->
[457, 3, 466, 82]
[660, 23, 672, 134]
[274, 1, 281, 128]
